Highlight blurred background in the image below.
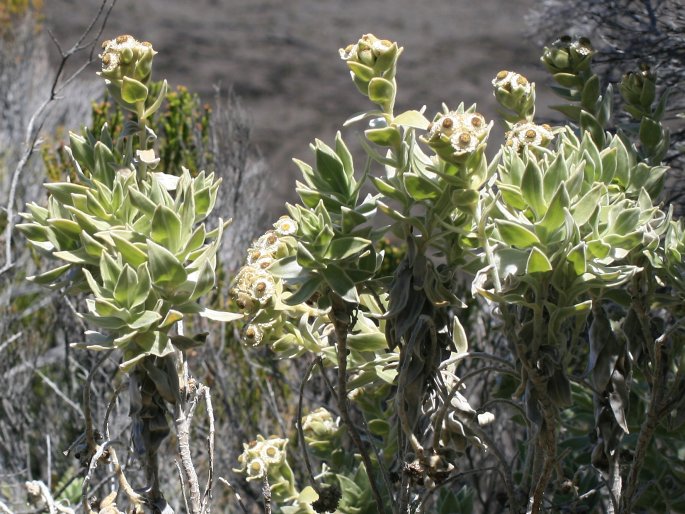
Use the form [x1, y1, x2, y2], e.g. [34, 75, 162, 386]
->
[44, 0, 556, 218]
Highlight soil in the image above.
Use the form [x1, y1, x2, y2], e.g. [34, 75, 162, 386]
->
[45, 0, 555, 217]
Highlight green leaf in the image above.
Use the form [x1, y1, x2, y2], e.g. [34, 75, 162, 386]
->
[639, 116, 661, 149]
[610, 207, 640, 236]
[579, 111, 605, 146]
[28, 263, 72, 285]
[134, 331, 173, 358]
[538, 184, 570, 235]
[147, 239, 187, 287]
[404, 173, 441, 200]
[550, 104, 582, 122]
[321, 264, 359, 303]
[581, 74, 600, 111]
[567, 242, 587, 275]
[599, 147, 617, 184]
[284, 275, 322, 305]
[496, 220, 540, 248]
[526, 247, 553, 273]
[452, 316, 468, 354]
[542, 153, 568, 202]
[347, 331, 387, 352]
[100, 252, 122, 291]
[367, 77, 395, 107]
[394, 109, 430, 130]
[110, 233, 147, 267]
[497, 184, 527, 211]
[43, 182, 89, 206]
[365, 126, 401, 147]
[151, 205, 183, 253]
[198, 308, 244, 322]
[121, 76, 148, 104]
[113, 264, 138, 309]
[128, 310, 162, 331]
[521, 159, 545, 216]
[326, 237, 371, 260]
[573, 184, 604, 226]
[143, 79, 168, 118]
[189, 259, 216, 301]
[335, 131, 354, 178]
[315, 140, 350, 197]
[128, 186, 157, 216]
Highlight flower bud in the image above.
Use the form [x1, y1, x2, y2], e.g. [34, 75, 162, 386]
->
[340, 34, 400, 104]
[541, 35, 595, 76]
[492, 71, 536, 120]
[619, 64, 656, 114]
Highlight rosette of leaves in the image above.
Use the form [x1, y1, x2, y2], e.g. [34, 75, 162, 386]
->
[18, 125, 235, 369]
[270, 133, 383, 306]
[478, 128, 666, 311]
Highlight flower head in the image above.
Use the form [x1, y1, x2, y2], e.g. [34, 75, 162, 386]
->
[273, 216, 298, 237]
[424, 111, 491, 164]
[505, 121, 555, 152]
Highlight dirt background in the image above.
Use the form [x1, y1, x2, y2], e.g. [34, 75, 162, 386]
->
[45, 0, 555, 217]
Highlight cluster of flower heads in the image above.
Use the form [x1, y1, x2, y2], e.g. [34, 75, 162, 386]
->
[505, 121, 555, 152]
[99, 34, 155, 83]
[339, 33, 396, 71]
[234, 435, 289, 482]
[424, 111, 491, 164]
[231, 216, 299, 347]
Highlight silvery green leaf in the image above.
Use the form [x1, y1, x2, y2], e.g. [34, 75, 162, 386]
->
[121, 76, 148, 104]
[110, 233, 147, 267]
[113, 264, 138, 309]
[100, 252, 122, 291]
[322, 264, 359, 303]
[452, 316, 468, 354]
[315, 139, 351, 198]
[496, 220, 540, 248]
[326, 236, 371, 260]
[28, 263, 71, 285]
[567, 242, 587, 275]
[572, 184, 604, 226]
[135, 331, 173, 358]
[521, 158, 545, 216]
[128, 186, 157, 216]
[128, 310, 162, 331]
[198, 308, 243, 322]
[189, 260, 216, 301]
[43, 182, 89, 206]
[393, 109, 430, 130]
[526, 247, 553, 273]
[147, 239, 187, 287]
[151, 205, 183, 254]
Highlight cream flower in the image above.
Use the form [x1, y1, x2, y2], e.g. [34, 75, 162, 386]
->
[273, 216, 298, 237]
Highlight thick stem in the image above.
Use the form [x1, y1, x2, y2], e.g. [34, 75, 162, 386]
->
[329, 292, 387, 514]
[175, 400, 202, 514]
[621, 338, 667, 513]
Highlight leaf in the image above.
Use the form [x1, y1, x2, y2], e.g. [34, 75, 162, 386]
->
[147, 239, 187, 287]
[573, 184, 603, 226]
[538, 184, 569, 236]
[581, 74, 600, 111]
[113, 264, 138, 309]
[151, 205, 183, 253]
[315, 139, 350, 198]
[496, 220, 540, 248]
[521, 159, 545, 216]
[367, 77, 395, 107]
[365, 126, 401, 147]
[567, 242, 587, 275]
[198, 308, 243, 322]
[121, 76, 148, 104]
[143, 79, 168, 118]
[394, 109, 430, 130]
[128, 310, 162, 331]
[452, 316, 468, 354]
[347, 331, 387, 352]
[326, 237, 371, 260]
[404, 173, 441, 200]
[110, 233, 148, 267]
[526, 247, 553, 273]
[321, 264, 359, 303]
[284, 275, 323, 306]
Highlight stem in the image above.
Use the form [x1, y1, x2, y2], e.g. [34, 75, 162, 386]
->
[621, 337, 667, 513]
[175, 395, 202, 514]
[329, 292, 387, 514]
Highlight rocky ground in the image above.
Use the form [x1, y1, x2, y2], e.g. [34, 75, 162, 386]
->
[45, 0, 555, 217]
